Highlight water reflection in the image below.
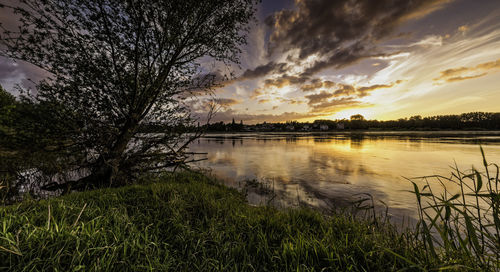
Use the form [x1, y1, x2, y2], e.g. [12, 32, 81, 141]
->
[189, 132, 500, 224]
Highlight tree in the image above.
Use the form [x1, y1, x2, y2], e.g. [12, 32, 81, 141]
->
[0, 0, 258, 191]
[350, 114, 365, 121]
[349, 114, 366, 129]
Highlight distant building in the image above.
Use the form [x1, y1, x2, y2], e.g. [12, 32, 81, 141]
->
[336, 123, 345, 130]
[286, 125, 295, 131]
[302, 124, 311, 131]
[320, 124, 329, 131]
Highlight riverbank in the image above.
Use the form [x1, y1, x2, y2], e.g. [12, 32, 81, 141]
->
[0, 171, 489, 271]
[202, 130, 500, 137]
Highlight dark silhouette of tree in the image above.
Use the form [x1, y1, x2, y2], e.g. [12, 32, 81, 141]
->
[0, 0, 258, 191]
[349, 114, 366, 129]
[350, 114, 365, 121]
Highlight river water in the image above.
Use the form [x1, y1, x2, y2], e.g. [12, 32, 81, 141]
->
[188, 131, 500, 225]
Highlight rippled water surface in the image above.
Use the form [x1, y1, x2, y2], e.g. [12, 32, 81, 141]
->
[189, 131, 500, 223]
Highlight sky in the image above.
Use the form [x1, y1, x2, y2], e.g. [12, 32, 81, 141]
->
[1, 0, 500, 124]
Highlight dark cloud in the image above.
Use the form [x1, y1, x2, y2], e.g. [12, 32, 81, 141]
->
[332, 84, 356, 97]
[262, 74, 308, 89]
[305, 91, 335, 105]
[267, 0, 452, 75]
[239, 62, 288, 81]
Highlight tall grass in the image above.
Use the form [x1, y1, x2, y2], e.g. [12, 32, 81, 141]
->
[409, 147, 500, 270]
[0, 171, 431, 271]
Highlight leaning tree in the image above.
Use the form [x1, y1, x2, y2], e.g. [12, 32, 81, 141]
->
[0, 0, 257, 191]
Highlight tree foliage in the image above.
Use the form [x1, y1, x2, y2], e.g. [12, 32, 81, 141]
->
[0, 0, 258, 192]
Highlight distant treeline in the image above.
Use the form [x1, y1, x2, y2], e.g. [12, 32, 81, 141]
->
[202, 112, 500, 132]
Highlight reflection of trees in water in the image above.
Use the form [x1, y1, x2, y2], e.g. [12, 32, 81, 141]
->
[313, 138, 332, 143]
[349, 134, 365, 149]
[285, 136, 298, 143]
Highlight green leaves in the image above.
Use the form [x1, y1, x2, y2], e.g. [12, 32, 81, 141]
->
[408, 148, 500, 270]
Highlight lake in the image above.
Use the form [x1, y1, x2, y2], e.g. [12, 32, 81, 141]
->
[188, 131, 500, 225]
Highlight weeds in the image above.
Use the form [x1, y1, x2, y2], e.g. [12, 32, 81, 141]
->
[409, 147, 500, 271]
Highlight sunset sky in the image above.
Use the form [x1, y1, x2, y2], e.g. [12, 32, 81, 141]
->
[194, 0, 500, 123]
[1, 0, 500, 124]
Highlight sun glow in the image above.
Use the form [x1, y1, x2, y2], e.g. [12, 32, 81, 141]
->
[331, 108, 376, 120]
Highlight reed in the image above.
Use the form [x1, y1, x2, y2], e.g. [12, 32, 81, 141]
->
[409, 147, 500, 270]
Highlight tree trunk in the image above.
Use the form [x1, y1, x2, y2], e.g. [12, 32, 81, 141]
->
[86, 116, 140, 188]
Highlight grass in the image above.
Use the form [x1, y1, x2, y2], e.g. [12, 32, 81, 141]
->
[0, 166, 498, 271]
[409, 147, 500, 271]
[0, 171, 428, 271]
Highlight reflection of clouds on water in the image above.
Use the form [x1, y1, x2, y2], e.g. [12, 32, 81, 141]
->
[189, 132, 500, 225]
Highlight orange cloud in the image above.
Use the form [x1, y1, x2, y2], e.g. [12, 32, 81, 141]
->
[434, 58, 500, 83]
[446, 73, 487, 83]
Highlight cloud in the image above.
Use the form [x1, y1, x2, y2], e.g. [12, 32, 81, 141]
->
[446, 73, 487, 83]
[309, 98, 364, 113]
[303, 80, 402, 102]
[301, 79, 336, 92]
[215, 98, 241, 107]
[305, 91, 335, 105]
[476, 59, 500, 70]
[262, 74, 309, 89]
[357, 80, 403, 97]
[192, 97, 241, 113]
[198, 108, 322, 124]
[408, 35, 443, 47]
[279, 98, 305, 105]
[250, 88, 264, 99]
[0, 57, 48, 93]
[301, 79, 402, 113]
[258, 99, 270, 104]
[265, 0, 452, 75]
[332, 84, 357, 97]
[239, 62, 288, 81]
[434, 58, 500, 83]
